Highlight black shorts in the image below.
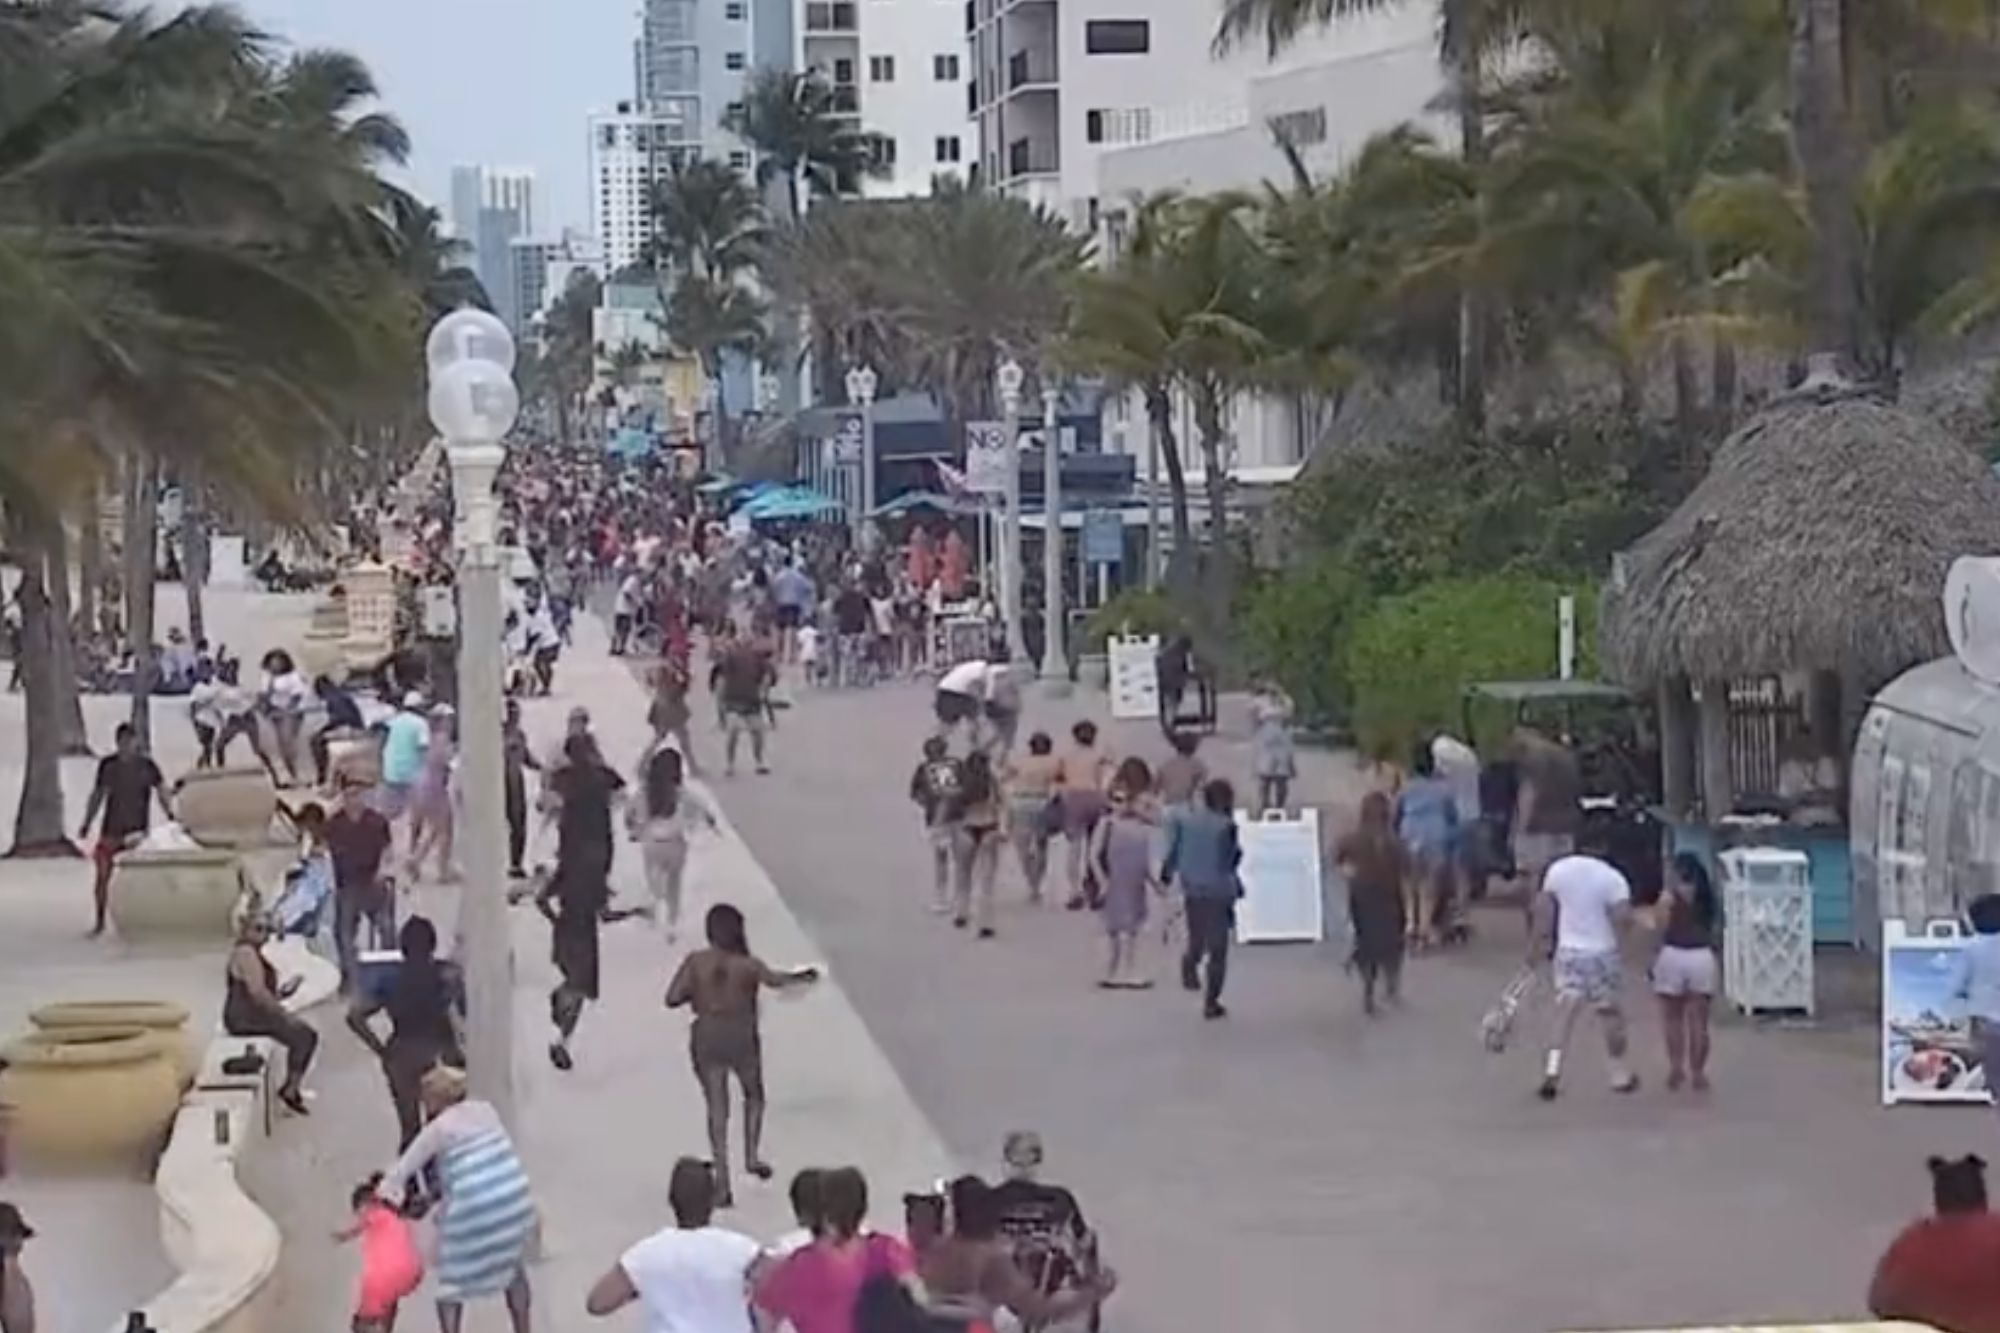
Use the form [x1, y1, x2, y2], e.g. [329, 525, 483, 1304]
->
[936, 690, 978, 725]
[775, 604, 803, 630]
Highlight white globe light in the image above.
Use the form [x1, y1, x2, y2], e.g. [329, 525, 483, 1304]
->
[428, 359, 520, 445]
[426, 308, 516, 378]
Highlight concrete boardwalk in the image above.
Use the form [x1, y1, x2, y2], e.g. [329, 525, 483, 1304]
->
[252, 609, 953, 1331]
[704, 669, 2000, 1333]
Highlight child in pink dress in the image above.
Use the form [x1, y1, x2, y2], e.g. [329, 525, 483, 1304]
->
[340, 1174, 424, 1332]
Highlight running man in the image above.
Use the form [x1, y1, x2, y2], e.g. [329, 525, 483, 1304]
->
[1532, 829, 1640, 1100]
[710, 630, 776, 777]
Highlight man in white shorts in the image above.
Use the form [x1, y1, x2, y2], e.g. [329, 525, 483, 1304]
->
[1532, 831, 1638, 1101]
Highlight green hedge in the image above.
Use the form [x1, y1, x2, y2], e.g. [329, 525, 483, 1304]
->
[1238, 558, 1364, 726]
[1344, 575, 1600, 760]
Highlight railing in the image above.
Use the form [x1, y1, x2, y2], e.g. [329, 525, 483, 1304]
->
[1006, 138, 1058, 178]
[1007, 50, 1056, 89]
[829, 84, 859, 113]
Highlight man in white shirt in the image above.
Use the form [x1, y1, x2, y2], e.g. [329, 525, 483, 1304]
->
[1532, 831, 1638, 1101]
[935, 658, 991, 743]
[586, 1157, 763, 1333]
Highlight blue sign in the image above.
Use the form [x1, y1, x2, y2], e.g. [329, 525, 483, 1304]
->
[1082, 508, 1123, 565]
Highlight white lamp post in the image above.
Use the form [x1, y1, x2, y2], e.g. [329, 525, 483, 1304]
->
[425, 308, 519, 1131]
[1039, 384, 1070, 694]
[845, 364, 879, 519]
[995, 358, 1029, 670]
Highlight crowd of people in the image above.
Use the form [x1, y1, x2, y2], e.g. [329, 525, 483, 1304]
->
[21, 435, 1999, 1333]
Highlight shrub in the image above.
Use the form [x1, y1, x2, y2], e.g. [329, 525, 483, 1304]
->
[1344, 575, 1600, 760]
[1238, 558, 1364, 726]
[1082, 586, 1188, 653]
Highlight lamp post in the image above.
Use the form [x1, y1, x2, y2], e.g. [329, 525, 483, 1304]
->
[1039, 384, 1069, 694]
[1141, 419, 1161, 590]
[995, 358, 1029, 670]
[425, 308, 520, 1131]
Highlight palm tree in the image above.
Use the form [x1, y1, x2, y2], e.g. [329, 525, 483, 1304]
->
[647, 157, 765, 279]
[536, 270, 602, 441]
[724, 67, 882, 221]
[2, 3, 421, 842]
[760, 198, 923, 401]
[656, 273, 768, 467]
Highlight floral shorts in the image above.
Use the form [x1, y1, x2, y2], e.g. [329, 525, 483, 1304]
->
[1553, 948, 1624, 1012]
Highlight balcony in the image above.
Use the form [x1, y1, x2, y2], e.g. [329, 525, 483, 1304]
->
[1006, 50, 1057, 91]
[1005, 137, 1057, 180]
[805, 2, 857, 33]
[829, 84, 859, 115]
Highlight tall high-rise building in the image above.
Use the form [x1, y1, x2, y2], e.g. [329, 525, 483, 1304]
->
[803, 0, 968, 198]
[590, 102, 699, 273]
[634, 0, 789, 168]
[447, 165, 540, 329]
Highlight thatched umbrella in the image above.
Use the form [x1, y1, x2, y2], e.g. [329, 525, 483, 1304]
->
[1601, 374, 2000, 814]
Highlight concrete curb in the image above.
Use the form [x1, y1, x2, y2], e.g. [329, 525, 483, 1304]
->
[120, 937, 338, 1333]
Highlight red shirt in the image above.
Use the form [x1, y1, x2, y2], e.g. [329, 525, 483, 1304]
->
[1871, 1211, 2000, 1333]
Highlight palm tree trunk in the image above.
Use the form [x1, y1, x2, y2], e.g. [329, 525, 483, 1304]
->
[77, 490, 102, 640]
[1792, 0, 1863, 367]
[1451, 2, 1489, 437]
[44, 520, 89, 757]
[1147, 384, 1195, 594]
[1711, 338, 1738, 434]
[123, 451, 158, 745]
[709, 357, 733, 470]
[8, 518, 77, 857]
[1671, 336, 1700, 457]
[180, 468, 208, 645]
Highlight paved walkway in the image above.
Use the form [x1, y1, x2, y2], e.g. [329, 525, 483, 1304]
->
[253, 609, 953, 1331]
[697, 667, 1997, 1333]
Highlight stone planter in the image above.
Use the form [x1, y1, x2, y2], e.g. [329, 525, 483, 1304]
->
[175, 766, 281, 849]
[1078, 654, 1110, 692]
[29, 1001, 196, 1085]
[0, 1026, 180, 1172]
[109, 848, 249, 943]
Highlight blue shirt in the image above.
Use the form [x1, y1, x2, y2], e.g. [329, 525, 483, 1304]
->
[1162, 807, 1241, 900]
[1394, 777, 1460, 859]
[773, 567, 814, 611]
[380, 712, 429, 786]
[1956, 933, 2000, 1023]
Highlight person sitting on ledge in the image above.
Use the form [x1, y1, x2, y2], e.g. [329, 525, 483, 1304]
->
[222, 913, 317, 1116]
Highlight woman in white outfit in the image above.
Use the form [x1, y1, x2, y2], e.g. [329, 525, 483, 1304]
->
[627, 745, 716, 942]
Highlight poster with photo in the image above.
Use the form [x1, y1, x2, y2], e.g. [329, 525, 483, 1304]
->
[1881, 920, 1989, 1106]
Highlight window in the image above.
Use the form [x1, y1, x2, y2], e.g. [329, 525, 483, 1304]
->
[730, 149, 751, 170]
[869, 54, 896, 82]
[934, 135, 961, 163]
[1085, 109, 1103, 143]
[725, 0, 745, 15]
[833, 57, 856, 84]
[726, 99, 745, 121]
[1084, 19, 1149, 53]
[725, 51, 746, 71]
[933, 53, 960, 80]
[872, 135, 898, 167]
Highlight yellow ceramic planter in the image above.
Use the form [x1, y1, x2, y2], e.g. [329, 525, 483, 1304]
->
[0, 1026, 180, 1172]
[29, 1001, 196, 1086]
[108, 847, 249, 942]
[174, 767, 281, 849]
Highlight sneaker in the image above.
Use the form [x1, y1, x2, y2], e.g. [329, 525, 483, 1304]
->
[549, 1043, 573, 1072]
[1202, 1002, 1228, 1021]
[977, 927, 996, 940]
[1611, 1073, 1641, 1095]
[1536, 1076, 1560, 1101]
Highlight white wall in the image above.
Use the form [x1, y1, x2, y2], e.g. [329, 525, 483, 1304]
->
[861, 0, 972, 196]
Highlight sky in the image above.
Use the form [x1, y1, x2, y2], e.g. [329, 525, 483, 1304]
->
[223, 0, 637, 234]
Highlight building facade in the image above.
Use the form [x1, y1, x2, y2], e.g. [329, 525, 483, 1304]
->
[589, 103, 701, 273]
[447, 166, 539, 329]
[798, 0, 969, 197]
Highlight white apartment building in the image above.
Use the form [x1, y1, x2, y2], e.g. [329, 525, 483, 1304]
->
[969, 0, 1441, 474]
[797, 0, 969, 197]
[589, 102, 701, 273]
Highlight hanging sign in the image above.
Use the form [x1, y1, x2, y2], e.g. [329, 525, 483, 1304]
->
[965, 421, 1013, 496]
[1082, 509, 1123, 565]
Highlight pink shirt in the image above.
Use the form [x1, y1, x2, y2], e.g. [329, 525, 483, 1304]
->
[755, 1233, 912, 1333]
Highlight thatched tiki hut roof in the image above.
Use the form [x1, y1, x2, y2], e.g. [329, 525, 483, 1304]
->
[1601, 387, 2000, 693]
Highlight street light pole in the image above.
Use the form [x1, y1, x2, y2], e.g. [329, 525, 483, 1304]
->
[1039, 384, 1069, 694]
[845, 364, 879, 548]
[1141, 419, 1161, 590]
[996, 359, 1029, 670]
[426, 309, 520, 1131]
